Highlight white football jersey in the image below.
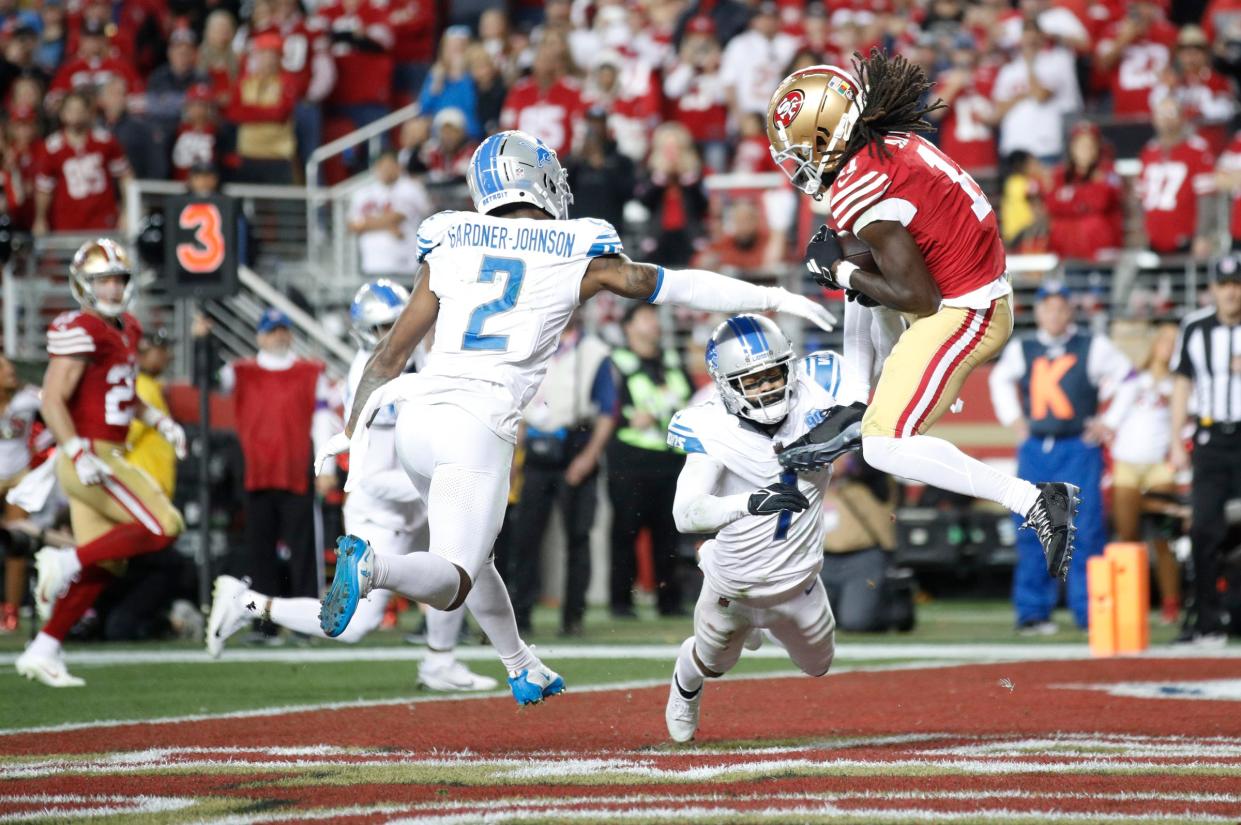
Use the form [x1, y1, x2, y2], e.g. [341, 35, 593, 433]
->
[668, 352, 843, 601]
[414, 209, 622, 441]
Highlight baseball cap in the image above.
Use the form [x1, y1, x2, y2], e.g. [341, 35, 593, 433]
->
[257, 308, 291, 333]
[432, 106, 466, 131]
[140, 327, 176, 348]
[1177, 24, 1209, 49]
[1035, 280, 1071, 301]
[1213, 253, 1241, 284]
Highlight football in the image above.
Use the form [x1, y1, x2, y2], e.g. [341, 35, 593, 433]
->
[838, 231, 879, 274]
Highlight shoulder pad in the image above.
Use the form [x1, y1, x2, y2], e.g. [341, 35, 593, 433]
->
[577, 217, 623, 258]
[415, 210, 460, 262]
[800, 350, 843, 396]
[47, 311, 97, 356]
[667, 408, 707, 454]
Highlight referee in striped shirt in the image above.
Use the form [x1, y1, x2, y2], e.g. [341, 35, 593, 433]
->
[1170, 253, 1241, 647]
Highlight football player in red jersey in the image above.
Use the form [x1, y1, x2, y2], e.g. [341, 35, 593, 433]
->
[16, 240, 186, 687]
[768, 50, 1081, 581]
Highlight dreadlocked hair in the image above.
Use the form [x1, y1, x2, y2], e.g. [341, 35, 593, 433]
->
[840, 48, 946, 166]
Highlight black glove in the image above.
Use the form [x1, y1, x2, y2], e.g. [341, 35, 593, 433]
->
[776, 401, 868, 471]
[804, 224, 845, 289]
[748, 482, 810, 516]
[846, 288, 880, 307]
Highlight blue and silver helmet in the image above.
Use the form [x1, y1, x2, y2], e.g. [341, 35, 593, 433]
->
[706, 314, 797, 425]
[350, 278, 410, 349]
[467, 130, 573, 220]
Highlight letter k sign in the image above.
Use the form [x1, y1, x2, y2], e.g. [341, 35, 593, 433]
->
[1030, 354, 1078, 420]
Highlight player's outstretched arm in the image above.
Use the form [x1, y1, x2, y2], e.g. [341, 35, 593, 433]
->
[673, 453, 810, 533]
[345, 264, 439, 437]
[580, 254, 836, 332]
[847, 221, 942, 316]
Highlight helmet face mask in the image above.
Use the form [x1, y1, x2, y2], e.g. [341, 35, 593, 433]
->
[350, 278, 410, 349]
[70, 238, 135, 318]
[467, 130, 574, 220]
[706, 314, 798, 426]
[767, 65, 865, 197]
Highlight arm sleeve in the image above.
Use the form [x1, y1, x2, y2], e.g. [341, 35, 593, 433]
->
[988, 341, 1027, 427]
[671, 452, 751, 534]
[590, 357, 618, 415]
[646, 267, 784, 311]
[1087, 334, 1135, 400]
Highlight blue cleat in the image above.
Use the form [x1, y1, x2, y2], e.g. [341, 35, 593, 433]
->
[507, 665, 566, 706]
[319, 535, 374, 637]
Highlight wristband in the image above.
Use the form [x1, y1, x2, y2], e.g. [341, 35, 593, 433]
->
[63, 436, 86, 459]
[834, 260, 859, 290]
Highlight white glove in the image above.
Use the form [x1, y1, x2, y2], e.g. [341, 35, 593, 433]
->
[773, 288, 838, 332]
[315, 431, 351, 476]
[64, 437, 112, 486]
[157, 417, 188, 459]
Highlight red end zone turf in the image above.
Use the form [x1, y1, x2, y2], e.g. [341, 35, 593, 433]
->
[5, 658, 1241, 823]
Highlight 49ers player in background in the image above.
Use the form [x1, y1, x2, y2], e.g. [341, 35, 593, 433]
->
[16, 240, 187, 688]
[768, 50, 1081, 581]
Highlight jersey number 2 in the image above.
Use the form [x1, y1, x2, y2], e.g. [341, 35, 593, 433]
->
[774, 470, 798, 542]
[462, 255, 526, 352]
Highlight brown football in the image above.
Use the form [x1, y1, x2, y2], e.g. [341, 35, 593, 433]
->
[838, 231, 878, 274]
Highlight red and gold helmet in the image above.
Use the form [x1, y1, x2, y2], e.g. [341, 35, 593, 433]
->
[766, 64, 866, 196]
[69, 238, 135, 318]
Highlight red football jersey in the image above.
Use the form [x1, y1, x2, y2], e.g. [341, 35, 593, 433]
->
[170, 125, 218, 181]
[1045, 165, 1124, 260]
[1096, 21, 1175, 116]
[46, 310, 142, 444]
[1216, 132, 1241, 242]
[388, 0, 437, 64]
[665, 67, 728, 145]
[35, 129, 130, 231]
[49, 55, 146, 99]
[319, 0, 394, 107]
[1137, 135, 1216, 253]
[500, 77, 585, 158]
[826, 133, 1006, 300]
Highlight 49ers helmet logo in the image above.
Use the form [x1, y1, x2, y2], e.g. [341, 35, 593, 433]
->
[773, 89, 805, 128]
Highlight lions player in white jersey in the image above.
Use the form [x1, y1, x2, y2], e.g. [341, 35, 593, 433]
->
[664, 315, 843, 742]
[205, 281, 495, 692]
[314, 130, 837, 706]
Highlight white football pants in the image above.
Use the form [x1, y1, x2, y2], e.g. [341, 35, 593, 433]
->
[693, 574, 836, 678]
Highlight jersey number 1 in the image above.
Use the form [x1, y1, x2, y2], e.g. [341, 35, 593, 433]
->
[462, 255, 526, 352]
[774, 470, 798, 542]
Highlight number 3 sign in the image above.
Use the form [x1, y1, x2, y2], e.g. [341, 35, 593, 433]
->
[164, 194, 239, 298]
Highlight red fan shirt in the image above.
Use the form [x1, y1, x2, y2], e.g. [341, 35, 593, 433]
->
[49, 55, 145, 99]
[46, 310, 142, 444]
[826, 133, 1006, 300]
[1046, 164, 1124, 260]
[1216, 132, 1241, 243]
[319, 0, 394, 107]
[500, 77, 585, 158]
[935, 66, 999, 176]
[1095, 20, 1176, 116]
[35, 129, 130, 231]
[1137, 134, 1216, 253]
[169, 124, 218, 181]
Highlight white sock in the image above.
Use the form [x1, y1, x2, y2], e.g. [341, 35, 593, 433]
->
[465, 561, 538, 673]
[862, 434, 1040, 516]
[268, 597, 330, 638]
[423, 649, 455, 670]
[674, 637, 704, 695]
[371, 553, 463, 610]
[425, 606, 464, 652]
[28, 631, 61, 659]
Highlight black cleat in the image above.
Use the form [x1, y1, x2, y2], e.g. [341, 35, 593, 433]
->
[1021, 482, 1080, 580]
[776, 401, 867, 472]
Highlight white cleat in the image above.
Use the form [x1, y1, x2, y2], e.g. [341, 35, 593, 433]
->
[665, 674, 702, 743]
[418, 659, 499, 692]
[206, 575, 254, 658]
[16, 647, 85, 688]
[34, 546, 79, 621]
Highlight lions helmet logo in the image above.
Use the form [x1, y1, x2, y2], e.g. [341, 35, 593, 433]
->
[773, 89, 805, 129]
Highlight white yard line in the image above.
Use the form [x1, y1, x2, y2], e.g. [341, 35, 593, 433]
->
[1, 642, 1236, 667]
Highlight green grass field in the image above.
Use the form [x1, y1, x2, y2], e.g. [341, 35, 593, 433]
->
[2, 598, 1186, 732]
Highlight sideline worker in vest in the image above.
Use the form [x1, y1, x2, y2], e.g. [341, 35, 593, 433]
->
[604, 303, 692, 618]
[1169, 253, 1241, 647]
[989, 282, 1133, 633]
